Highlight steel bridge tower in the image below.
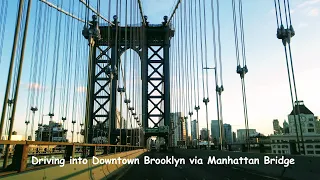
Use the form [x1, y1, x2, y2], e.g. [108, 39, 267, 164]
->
[82, 15, 174, 148]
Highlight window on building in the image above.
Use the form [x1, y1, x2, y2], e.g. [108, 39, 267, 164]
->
[278, 150, 281, 154]
[315, 145, 320, 148]
[273, 150, 276, 153]
[315, 151, 320, 154]
[307, 151, 314, 154]
[282, 145, 288, 148]
[309, 118, 314, 121]
[277, 145, 280, 148]
[308, 123, 314, 127]
[273, 145, 276, 148]
[306, 145, 313, 148]
[308, 129, 315, 132]
[282, 150, 285, 153]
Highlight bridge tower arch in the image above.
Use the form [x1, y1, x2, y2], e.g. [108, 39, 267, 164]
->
[82, 15, 175, 148]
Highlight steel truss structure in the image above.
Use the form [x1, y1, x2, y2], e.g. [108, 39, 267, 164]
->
[83, 16, 174, 146]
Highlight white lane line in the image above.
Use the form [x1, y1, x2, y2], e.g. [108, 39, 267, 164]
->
[230, 167, 280, 180]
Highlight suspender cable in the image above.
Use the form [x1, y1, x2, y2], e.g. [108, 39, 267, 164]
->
[166, 0, 182, 26]
[187, 0, 194, 145]
[198, 0, 210, 149]
[3, 0, 32, 168]
[0, 0, 25, 138]
[0, 0, 8, 65]
[232, 0, 250, 150]
[210, 0, 221, 149]
[79, 0, 114, 25]
[193, 0, 200, 148]
[274, 0, 304, 154]
[284, 0, 304, 153]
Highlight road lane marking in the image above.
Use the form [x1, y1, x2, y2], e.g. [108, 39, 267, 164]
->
[230, 167, 280, 180]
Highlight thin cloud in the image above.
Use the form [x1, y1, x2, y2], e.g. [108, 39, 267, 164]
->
[308, 8, 319, 16]
[291, 0, 320, 15]
[298, 22, 309, 28]
[26, 83, 45, 90]
[297, 0, 320, 8]
[77, 86, 87, 93]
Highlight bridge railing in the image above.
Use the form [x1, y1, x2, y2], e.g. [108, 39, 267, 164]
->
[184, 141, 320, 156]
[0, 140, 143, 175]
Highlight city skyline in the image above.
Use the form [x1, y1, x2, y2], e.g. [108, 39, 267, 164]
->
[0, 0, 319, 140]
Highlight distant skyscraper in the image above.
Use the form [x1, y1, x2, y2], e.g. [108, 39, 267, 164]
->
[236, 129, 257, 142]
[182, 117, 187, 141]
[223, 124, 232, 144]
[185, 118, 188, 139]
[170, 112, 183, 146]
[283, 120, 289, 134]
[211, 120, 220, 143]
[191, 120, 197, 141]
[232, 132, 236, 143]
[200, 128, 209, 140]
[315, 116, 320, 134]
[288, 101, 316, 134]
[273, 119, 282, 134]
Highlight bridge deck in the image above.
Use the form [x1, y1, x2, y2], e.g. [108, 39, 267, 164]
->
[113, 151, 278, 180]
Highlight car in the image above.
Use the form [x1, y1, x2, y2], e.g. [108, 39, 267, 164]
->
[159, 145, 167, 152]
[150, 146, 157, 152]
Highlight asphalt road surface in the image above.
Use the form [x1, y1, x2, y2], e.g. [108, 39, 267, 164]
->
[114, 151, 281, 180]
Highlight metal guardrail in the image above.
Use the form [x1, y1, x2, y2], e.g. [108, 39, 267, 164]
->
[0, 140, 143, 175]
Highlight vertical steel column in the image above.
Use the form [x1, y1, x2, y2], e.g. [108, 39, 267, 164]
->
[110, 46, 118, 145]
[3, 0, 32, 169]
[142, 26, 148, 130]
[0, 0, 25, 138]
[84, 44, 96, 144]
[163, 27, 170, 127]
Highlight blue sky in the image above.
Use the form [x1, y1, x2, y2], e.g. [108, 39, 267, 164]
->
[0, 0, 320, 140]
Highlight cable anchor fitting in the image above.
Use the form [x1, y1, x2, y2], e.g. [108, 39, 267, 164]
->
[216, 85, 224, 95]
[117, 87, 125, 93]
[83, 15, 101, 44]
[236, 65, 248, 79]
[277, 24, 295, 46]
[48, 113, 54, 118]
[124, 99, 131, 104]
[194, 106, 200, 111]
[30, 107, 38, 112]
[203, 98, 210, 105]
[7, 99, 14, 106]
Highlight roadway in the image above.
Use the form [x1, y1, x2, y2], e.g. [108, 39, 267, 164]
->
[113, 150, 283, 180]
